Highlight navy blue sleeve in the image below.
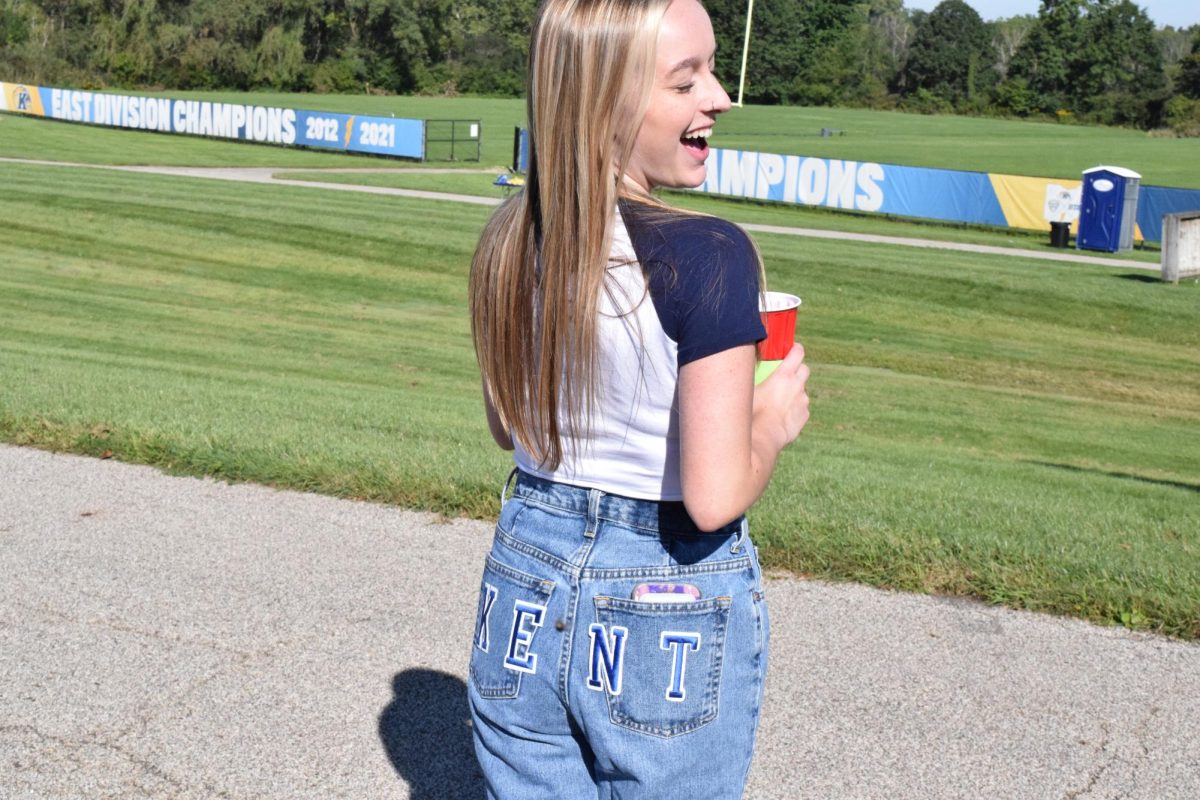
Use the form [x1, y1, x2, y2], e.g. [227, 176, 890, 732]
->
[629, 211, 766, 367]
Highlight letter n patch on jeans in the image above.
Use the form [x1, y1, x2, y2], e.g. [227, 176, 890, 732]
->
[587, 623, 628, 695]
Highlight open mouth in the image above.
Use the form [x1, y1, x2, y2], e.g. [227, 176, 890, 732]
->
[681, 129, 711, 157]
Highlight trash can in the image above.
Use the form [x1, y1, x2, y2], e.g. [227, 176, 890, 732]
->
[1049, 221, 1071, 248]
[1077, 166, 1141, 253]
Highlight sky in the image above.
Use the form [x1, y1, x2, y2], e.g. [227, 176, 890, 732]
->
[904, 0, 1198, 29]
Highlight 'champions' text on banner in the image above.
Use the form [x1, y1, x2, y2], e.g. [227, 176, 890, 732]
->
[508, 129, 1199, 243]
[694, 146, 1200, 244]
[1, 82, 425, 160]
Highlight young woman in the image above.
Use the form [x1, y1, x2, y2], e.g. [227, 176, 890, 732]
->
[467, 0, 809, 796]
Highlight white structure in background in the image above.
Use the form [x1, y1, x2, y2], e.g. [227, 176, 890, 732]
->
[1044, 184, 1082, 224]
[1161, 211, 1200, 283]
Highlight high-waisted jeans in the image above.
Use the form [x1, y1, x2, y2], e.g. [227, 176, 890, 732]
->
[468, 471, 770, 799]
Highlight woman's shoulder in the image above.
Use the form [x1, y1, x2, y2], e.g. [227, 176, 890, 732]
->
[618, 199, 754, 268]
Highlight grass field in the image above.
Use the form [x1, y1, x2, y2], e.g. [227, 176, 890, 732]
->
[5, 90, 1200, 187]
[2, 128, 1198, 640]
[0, 109, 1166, 265]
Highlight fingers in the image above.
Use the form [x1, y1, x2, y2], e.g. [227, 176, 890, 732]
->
[754, 341, 811, 445]
[771, 342, 807, 382]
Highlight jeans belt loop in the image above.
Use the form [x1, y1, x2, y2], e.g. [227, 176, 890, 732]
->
[731, 518, 748, 554]
[584, 487, 602, 539]
[500, 467, 519, 507]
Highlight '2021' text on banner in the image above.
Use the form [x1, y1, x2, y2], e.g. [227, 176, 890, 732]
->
[1, 81, 425, 160]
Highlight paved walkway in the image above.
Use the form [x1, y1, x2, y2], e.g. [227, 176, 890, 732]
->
[2, 444, 1197, 799]
[0, 156, 1159, 271]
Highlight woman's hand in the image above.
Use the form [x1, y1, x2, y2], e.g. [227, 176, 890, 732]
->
[752, 344, 810, 453]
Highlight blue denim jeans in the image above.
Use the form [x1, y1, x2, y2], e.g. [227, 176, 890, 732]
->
[468, 471, 770, 799]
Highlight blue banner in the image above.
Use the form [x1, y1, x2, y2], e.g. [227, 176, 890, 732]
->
[695, 147, 1200, 242]
[521, 128, 1200, 243]
[1137, 186, 1200, 243]
[293, 109, 424, 158]
[2, 83, 425, 160]
[698, 148, 1006, 227]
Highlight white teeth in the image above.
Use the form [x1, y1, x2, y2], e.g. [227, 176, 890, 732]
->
[687, 129, 712, 139]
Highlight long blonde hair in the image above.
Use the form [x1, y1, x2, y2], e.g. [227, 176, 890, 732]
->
[469, 0, 671, 469]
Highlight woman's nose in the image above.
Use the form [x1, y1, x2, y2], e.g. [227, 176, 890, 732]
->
[708, 76, 732, 114]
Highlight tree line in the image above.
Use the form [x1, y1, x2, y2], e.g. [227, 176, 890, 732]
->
[2, 0, 1199, 135]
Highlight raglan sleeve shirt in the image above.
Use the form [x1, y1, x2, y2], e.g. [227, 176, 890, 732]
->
[635, 212, 767, 367]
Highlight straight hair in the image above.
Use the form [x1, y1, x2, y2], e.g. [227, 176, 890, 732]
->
[469, 0, 671, 469]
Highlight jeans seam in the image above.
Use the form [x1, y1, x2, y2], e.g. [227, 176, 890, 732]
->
[558, 576, 582, 709]
[485, 553, 556, 594]
[515, 492, 739, 537]
[580, 558, 750, 581]
[496, 527, 579, 578]
[559, 524, 599, 710]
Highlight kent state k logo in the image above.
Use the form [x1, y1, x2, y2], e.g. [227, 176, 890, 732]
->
[16, 85, 32, 111]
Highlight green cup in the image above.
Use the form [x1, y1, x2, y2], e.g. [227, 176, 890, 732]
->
[755, 360, 783, 384]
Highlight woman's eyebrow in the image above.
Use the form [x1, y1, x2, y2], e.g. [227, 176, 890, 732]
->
[666, 56, 702, 77]
[666, 48, 717, 77]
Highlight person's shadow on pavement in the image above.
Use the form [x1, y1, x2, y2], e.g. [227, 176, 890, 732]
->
[379, 669, 485, 799]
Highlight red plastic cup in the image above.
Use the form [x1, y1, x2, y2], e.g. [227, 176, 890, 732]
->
[757, 291, 802, 361]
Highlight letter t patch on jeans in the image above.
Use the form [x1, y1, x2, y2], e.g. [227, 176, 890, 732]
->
[660, 631, 701, 701]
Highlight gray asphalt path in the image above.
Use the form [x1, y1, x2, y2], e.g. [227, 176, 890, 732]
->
[0, 156, 1159, 271]
[2, 444, 1197, 799]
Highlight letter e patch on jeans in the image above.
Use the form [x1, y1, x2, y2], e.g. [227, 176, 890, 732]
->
[504, 600, 546, 674]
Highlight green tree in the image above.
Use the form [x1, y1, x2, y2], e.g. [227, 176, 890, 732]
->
[1007, 0, 1086, 112]
[1005, 0, 1166, 126]
[253, 22, 306, 88]
[0, 0, 31, 48]
[990, 14, 1036, 80]
[902, 0, 996, 108]
[707, 0, 861, 105]
[165, 0, 278, 89]
[1156, 25, 1195, 67]
[1177, 29, 1200, 99]
[440, 0, 535, 95]
[1073, 0, 1165, 125]
[822, 0, 910, 107]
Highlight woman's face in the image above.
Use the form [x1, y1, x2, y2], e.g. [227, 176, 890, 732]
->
[625, 0, 731, 193]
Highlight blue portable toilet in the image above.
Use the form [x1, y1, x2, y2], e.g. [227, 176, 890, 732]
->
[1077, 166, 1141, 252]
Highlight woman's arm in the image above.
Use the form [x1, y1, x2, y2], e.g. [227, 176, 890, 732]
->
[678, 343, 809, 531]
[482, 381, 515, 451]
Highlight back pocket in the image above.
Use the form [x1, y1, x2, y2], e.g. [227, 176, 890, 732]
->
[469, 554, 555, 699]
[589, 595, 732, 738]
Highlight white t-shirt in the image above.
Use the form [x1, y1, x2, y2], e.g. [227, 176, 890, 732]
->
[514, 201, 765, 500]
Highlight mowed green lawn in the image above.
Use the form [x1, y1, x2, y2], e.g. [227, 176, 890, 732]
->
[2, 148, 1197, 637]
[5, 91, 1200, 187]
